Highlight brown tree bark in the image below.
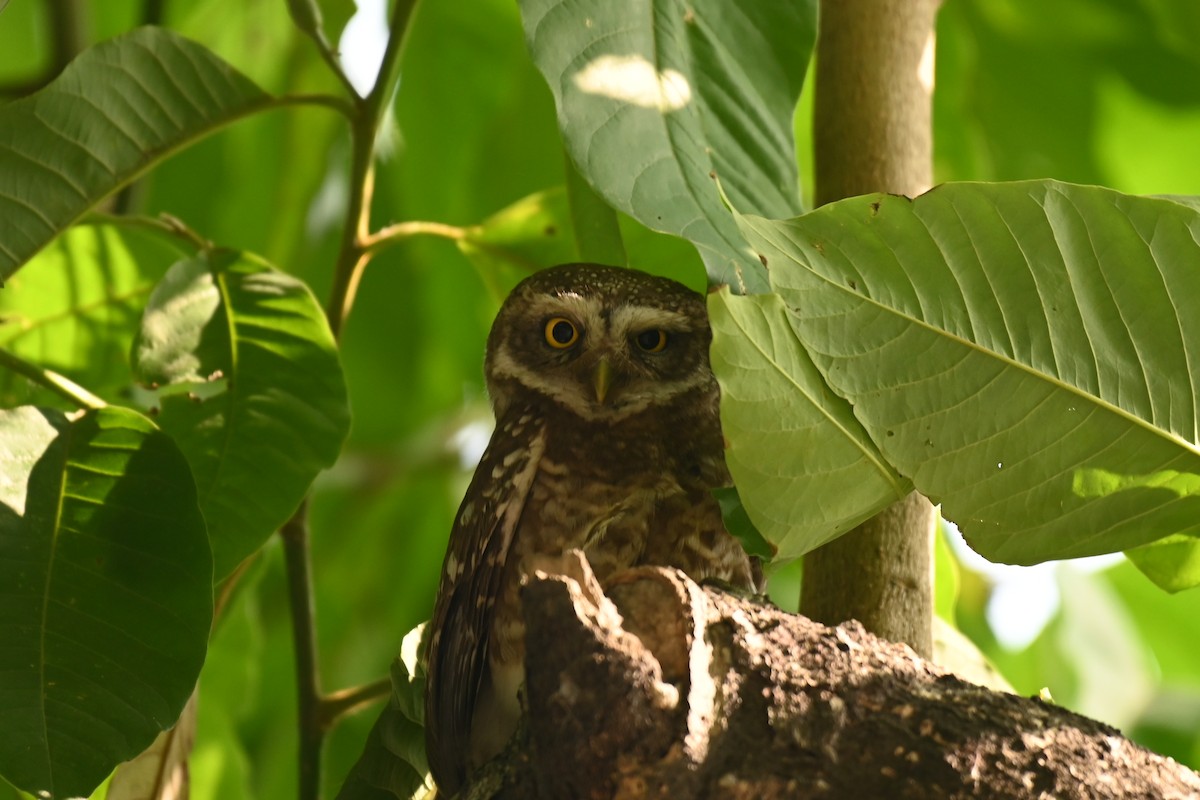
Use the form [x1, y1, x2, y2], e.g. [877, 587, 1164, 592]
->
[802, 0, 943, 659]
[458, 557, 1200, 799]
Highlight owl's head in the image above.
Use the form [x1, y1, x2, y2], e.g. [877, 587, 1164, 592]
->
[484, 264, 717, 422]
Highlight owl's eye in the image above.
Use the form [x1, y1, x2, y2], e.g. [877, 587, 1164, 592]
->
[544, 317, 579, 348]
[634, 329, 669, 353]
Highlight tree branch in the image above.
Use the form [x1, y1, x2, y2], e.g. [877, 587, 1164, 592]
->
[459, 554, 1200, 799]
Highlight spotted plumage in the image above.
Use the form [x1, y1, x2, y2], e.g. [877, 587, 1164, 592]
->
[424, 264, 754, 794]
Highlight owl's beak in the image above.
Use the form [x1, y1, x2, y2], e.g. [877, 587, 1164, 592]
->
[592, 359, 614, 404]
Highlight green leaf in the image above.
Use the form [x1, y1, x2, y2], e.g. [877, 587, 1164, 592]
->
[711, 486, 774, 562]
[336, 624, 433, 800]
[1125, 534, 1200, 593]
[708, 290, 909, 560]
[933, 522, 961, 624]
[0, 27, 273, 282]
[457, 189, 579, 301]
[0, 405, 211, 799]
[0, 224, 181, 407]
[456, 187, 712, 299]
[132, 250, 350, 578]
[739, 180, 1200, 565]
[518, 0, 815, 293]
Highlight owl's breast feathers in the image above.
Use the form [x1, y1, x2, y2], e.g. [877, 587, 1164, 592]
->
[426, 392, 751, 792]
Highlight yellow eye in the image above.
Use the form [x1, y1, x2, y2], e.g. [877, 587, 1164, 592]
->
[544, 317, 579, 348]
[635, 329, 668, 352]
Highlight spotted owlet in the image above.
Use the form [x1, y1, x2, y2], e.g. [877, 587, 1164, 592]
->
[424, 263, 754, 793]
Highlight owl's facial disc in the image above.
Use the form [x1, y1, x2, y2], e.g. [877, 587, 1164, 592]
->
[489, 292, 712, 422]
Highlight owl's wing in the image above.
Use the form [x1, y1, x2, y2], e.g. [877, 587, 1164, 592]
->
[424, 410, 545, 793]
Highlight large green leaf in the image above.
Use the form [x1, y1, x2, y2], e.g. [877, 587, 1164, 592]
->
[0, 26, 272, 282]
[0, 406, 211, 799]
[132, 250, 350, 578]
[738, 181, 1200, 566]
[0, 224, 181, 407]
[708, 290, 909, 559]
[518, 0, 815, 293]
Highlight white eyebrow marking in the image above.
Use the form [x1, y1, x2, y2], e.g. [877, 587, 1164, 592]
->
[610, 305, 696, 335]
[526, 295, 602, 328]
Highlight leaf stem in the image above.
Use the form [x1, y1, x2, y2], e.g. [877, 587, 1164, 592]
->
[0, 348, 106, 410]
[85, 211, 212, 251]
[273, 92, 358, 121]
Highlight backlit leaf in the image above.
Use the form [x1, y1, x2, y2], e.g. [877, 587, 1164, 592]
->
[0, 27, 272, 281]
[133, 250, 350, 577]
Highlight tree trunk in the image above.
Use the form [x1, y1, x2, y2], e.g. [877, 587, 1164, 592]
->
[802, 0, 942, 659]
[459, 557, 1200, 800]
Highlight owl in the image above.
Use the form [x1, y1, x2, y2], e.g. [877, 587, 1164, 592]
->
[424, 263, 754, 794]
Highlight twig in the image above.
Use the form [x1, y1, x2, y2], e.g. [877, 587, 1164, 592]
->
[0, 348, 106, 410]
[325, 0, 420, 338]
[318, 677, 393, 729]
[281, 500, 324, 800]
[362, 220, 470, 255]
[296, 21, 362, 102]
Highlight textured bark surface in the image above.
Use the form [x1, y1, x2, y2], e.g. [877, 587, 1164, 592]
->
[813, 0, 940, 204]
[803, 0, 945, 659]
[460, 556, 1200, 800]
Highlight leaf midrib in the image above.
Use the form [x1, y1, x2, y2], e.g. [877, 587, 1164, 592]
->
[39, 417, 74, 794]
